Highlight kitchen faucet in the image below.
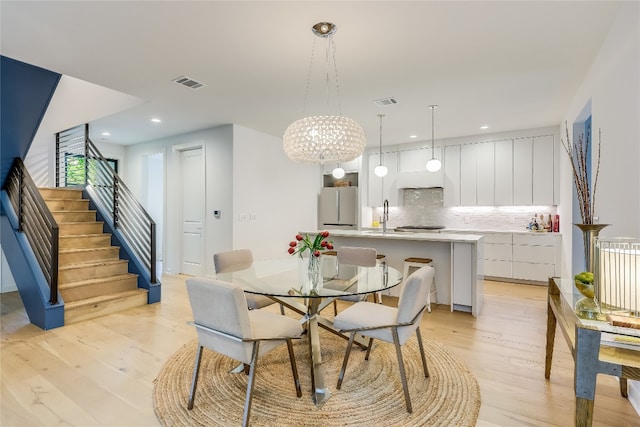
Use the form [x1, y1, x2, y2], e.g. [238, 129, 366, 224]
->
[382, 199, 389, 234]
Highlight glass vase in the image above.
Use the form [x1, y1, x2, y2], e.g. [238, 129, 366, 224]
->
[299, 255, 322, 295]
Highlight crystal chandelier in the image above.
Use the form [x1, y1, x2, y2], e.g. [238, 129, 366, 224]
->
[283, 22, 366, 165]
[425, 104, 442, 172]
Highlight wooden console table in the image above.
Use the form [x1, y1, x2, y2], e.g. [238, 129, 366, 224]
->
[545, 277, 640, 426]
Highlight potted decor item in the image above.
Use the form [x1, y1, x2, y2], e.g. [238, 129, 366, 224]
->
[561, 123, 608, 273]
[288, 231, 333, 295]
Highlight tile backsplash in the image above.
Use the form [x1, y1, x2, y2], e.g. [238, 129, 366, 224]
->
[371, 188, 557, 231]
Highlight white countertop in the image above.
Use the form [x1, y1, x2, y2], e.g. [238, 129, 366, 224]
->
[361, 226, 560, 236]
[303, 229, 483, 243]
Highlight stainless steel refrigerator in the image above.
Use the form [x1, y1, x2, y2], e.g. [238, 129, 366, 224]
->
[318, 186, 358, 229]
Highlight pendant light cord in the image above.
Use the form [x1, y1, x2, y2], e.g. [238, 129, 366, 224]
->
[378, 114, 385, 165]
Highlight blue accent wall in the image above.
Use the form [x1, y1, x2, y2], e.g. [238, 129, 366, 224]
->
[1, 56, 61, 185]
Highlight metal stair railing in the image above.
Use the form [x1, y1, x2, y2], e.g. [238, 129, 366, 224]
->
[56, 124, 157, 284]
[2, 158, 59, 304]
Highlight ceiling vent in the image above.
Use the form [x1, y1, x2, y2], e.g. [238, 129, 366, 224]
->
[373, 97, 398, 107]
[172, 75, 206, 89]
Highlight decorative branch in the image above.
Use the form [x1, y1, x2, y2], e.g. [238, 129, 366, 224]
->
[560, 122, 601, 224]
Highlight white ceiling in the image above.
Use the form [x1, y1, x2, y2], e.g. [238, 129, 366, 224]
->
[0, 1, 623, 148]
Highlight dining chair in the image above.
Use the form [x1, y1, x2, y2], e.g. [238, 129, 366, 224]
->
[214, 249, 282, 312]
[185, 277, 303, 427]
[333, 265, 435, 413]
[331, 246, 378, 315]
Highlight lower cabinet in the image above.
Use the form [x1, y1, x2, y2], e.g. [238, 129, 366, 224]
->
[476, 231, 561, 283]
[512, 233, 559, 282]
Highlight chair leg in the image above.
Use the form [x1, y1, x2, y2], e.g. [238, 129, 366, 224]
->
[364, 337, 374, 360]
[242, 342, 260, 427]
[392, 328, 412, 413]
[336, 331, 356, 389]
[279, 303, 285, 316]
[415, 326, 429, 378]
[333, 300, 338, 316]
[187, 345, 204, 410]
[286, 339, 302, 397]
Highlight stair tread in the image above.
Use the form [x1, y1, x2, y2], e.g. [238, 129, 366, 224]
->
[59, 273, 138, 288]
[60, 233, 111, 238]
[60, 246, 119, 254]
[59, 259, 128, 270]
[51, 209, 96, 213]
[64, 289, 147, 309]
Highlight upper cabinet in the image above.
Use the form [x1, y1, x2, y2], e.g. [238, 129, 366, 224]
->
[494, 139, 514, 205]
[514, 136, 554, 205]
[366, 130, 557, 208]
[460, 144, 478, 205]
[397, 147, 444, 189]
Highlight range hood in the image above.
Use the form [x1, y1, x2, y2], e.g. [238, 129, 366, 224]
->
[396, 170, 444, 188]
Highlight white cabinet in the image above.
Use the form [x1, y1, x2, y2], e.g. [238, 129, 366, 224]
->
[513, 138, 533, 205]
[460, 144, 477, 205]
[513, 136, 555, 205]
[532, 135, 554, 205]
[476, 141, 495, 205]
[368, 152, 398, 207]
[399, 147, 442, 172]
[443, 145, 461, 206]
[494, 139, 514, 205]
[512, 233, 560, 282]
[482, 232, 513, 278]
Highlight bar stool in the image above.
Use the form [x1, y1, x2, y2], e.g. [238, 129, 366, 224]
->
[403, 257, 437, 312]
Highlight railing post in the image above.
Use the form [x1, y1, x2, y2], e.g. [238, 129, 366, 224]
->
[84, 124, 90, 186]
[50, 226, 59, 305]
[113, 178, 118, 228]
[17, 163, 23, 232]
[150, 222, 157, 283]
[55, 131, 61, 187]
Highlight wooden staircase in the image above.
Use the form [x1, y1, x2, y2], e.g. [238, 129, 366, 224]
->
[40, 187, 148, 324]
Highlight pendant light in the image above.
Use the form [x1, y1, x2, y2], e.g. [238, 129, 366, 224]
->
[283, 22, 366, 165]
[374, 114, 388, 177]
[426, 105, 442, 172]
[332, 164, 345, 179]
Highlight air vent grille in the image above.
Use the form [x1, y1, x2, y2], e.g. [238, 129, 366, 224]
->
[373, 97, 398, 107]
[172, 75, 206, 89]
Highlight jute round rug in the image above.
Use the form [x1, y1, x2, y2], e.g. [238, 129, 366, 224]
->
[153, 330, 480, 426]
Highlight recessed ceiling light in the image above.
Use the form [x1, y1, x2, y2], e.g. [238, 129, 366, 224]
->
[409, 135, 417, 139]
[480, 125, 489, 130]
[151, 118, 162, 123]
[101, 131, 111, 136]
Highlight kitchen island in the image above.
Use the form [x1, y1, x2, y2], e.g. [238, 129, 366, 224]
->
[302, 229, 484, 316]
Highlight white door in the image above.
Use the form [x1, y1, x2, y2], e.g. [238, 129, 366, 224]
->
[180, 148, 204, 276]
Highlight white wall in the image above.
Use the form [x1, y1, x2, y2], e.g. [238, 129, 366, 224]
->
[124, 125, 234, 277]
[232, 125, 319, 261]
[559, 2, 640, 277]
[559, 2, 640, 414]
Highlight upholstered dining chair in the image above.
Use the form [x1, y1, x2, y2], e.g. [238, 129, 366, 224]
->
[185, 277, 303, 427]
[333, 265, 435, 413]
[214, 249, 282, 312]
[331, 246, 379, 315]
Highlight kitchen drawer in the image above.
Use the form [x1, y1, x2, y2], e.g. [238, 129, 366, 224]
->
[513, 233, 556, 246]
[484, 260, 512, 278]
[512, 261, 555, 282]
[513, 244, 555, 264]
[484, 243, 512, 261]
[481, 232, 512, 244]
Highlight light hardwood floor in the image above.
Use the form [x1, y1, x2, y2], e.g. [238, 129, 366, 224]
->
[1, 276, 639, 426]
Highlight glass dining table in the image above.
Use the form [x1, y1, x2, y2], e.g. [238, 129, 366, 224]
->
[216, 256, 403, 406]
